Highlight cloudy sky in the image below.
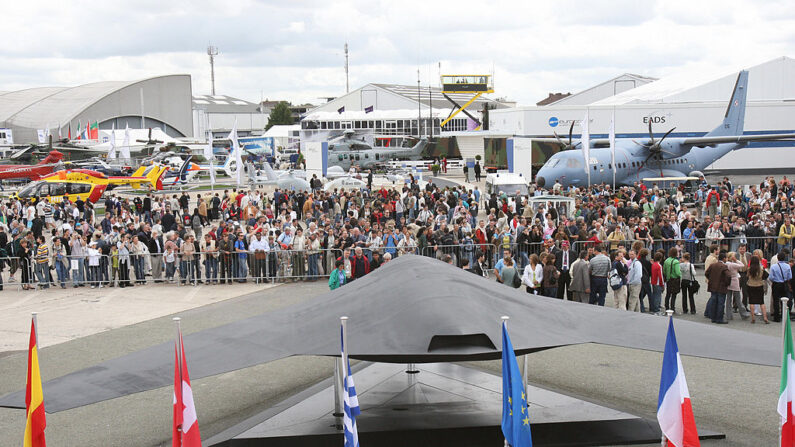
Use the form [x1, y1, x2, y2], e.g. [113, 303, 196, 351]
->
[4, 0, 794, 106]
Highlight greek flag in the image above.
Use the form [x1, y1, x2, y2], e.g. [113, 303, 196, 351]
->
[341, 325, 360, 447]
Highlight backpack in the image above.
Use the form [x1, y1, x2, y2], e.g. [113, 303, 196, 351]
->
[609, 268, 624, 290]
[511, 268, 522, 288]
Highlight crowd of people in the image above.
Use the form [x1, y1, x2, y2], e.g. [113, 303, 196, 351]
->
[2, 171, 795, 324]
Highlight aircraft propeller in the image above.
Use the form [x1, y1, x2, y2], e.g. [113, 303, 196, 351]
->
[135, 128, 165, 146]
[553, 121, 581, 151]
[633, 120, 678, 177]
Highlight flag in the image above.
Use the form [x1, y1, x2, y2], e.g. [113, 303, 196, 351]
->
[204, 130, 216, 185]
[227, 120, 243, 186]
[609, 110, 616, 184]
[23, 319, 46, 447]
[501, 321, 533, 447]
[68, 123, 71, 140]
[108, 125, 117, 160]
[657, 317, 700, 447]
[57, 123, 62, 140]
[364, 105, 373, 113]
[580, 110, 590, 177]
[44, 124, 50, 141]
[121, 125, 131, 160]
[779, 316, 795, 446]
[76, 120, 81, 140]
[36, 130, 46, 144]
[89, 121, 99, 140]
[341, 325, 360, 447]
[173, 331, 201, 447]
[338, 106, 345, 114]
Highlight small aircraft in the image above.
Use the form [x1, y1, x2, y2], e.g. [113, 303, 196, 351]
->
[13, 165, 166, 203]
[323, 175, 367, 192]
[246, 162, 311, 191]
[0, 150, 65, 181]
[327, 132, 429, 171]
[534, 70, 795, 188]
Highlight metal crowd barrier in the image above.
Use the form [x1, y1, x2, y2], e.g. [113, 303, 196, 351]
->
[2, 236, 789, 290]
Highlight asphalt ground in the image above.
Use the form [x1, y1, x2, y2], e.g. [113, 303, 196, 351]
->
[0, 269, 784, 447]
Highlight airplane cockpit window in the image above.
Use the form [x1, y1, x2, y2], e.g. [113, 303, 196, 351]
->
[547, 159, 560, 168]
[18, 181, 41, 198]
[565, 158, 581, 169]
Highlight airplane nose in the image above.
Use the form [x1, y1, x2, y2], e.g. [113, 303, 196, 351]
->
[536, 176, 546, 188]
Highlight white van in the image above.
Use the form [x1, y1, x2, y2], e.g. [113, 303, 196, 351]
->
[485, 171, 529, 201]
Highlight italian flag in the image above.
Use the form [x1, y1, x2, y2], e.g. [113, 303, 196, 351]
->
[779, 316, 795, 446]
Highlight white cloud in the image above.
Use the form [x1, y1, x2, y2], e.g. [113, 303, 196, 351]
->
[287, 21, 306, 33]
[1, 0, 794, 106]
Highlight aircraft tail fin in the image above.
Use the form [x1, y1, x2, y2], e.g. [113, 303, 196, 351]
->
[146, 165, 166, 190]
[409, 138, 429, 158]
[706, 70, 748, 137]
[262, 162, 278, 181]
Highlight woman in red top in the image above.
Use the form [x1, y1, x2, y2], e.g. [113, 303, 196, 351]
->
[650, 251, 665, 314]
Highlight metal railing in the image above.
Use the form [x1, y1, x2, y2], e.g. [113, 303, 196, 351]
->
[3, 236, 788, 290]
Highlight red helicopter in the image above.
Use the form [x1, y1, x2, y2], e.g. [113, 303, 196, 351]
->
[0, 150, 65, 181]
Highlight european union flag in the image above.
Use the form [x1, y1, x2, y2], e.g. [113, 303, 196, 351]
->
[501, 321, 533, 447]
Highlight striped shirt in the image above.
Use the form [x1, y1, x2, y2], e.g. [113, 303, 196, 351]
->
[35, 244, 49, 264]
[589, 254, 611, 277]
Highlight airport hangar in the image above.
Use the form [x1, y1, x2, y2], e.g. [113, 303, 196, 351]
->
[489, 56, 795, 175]
[0, 75, 194, 144]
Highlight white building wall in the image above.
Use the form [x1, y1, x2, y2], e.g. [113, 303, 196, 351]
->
[490, 100, 795, 171]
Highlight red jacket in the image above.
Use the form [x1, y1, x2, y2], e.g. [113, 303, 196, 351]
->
[651, 262, 664, 286]
[350, 254, 370, 278]
[706, 189, 720, 207]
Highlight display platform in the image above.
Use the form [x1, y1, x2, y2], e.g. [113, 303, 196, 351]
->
[206, 362, 724, 447]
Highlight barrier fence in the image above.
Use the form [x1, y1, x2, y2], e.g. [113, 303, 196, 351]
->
[3, 236, 788, 290]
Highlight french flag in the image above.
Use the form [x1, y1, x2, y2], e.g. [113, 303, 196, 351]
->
[657, 317, 700, 447]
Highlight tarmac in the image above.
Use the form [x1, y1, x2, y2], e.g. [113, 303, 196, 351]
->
[0, 270, 784, 447]
[0, 170, 788, 446]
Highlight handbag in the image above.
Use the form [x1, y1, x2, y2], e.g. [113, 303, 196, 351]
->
[511, 268, 522, 288]
[689, 264, 701, 294]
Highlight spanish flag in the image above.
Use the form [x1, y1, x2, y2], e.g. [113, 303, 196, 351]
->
[23, 319, 46, 447]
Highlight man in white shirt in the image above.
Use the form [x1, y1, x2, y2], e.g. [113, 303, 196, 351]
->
[626, 249, 643, 312]
[249, 231, 269, 282]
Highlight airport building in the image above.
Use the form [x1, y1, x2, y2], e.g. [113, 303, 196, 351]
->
[301, 83, 510, 160]
[490, 56, 795, 173]
[0, 75, 194, 143]
[192, 94, 268, 138]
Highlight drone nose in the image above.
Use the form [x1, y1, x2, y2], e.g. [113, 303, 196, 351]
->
[536, 176, 546, 188]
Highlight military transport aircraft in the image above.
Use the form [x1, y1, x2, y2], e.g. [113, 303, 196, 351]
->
[534, 70, 795, 188]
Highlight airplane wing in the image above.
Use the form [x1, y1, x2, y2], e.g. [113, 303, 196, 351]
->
[519, 137, 611, 146]
[681, 133, 795, 147]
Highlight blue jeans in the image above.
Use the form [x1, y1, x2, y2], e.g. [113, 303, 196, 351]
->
[55, 261, 67, 287]
[204, 257, 218, 282]
[307, 253, 319, 279]
[651, 285, 664, 313]
[236, 256, 248, 281]
[71, 256, 85, 286]
[35, 263, 49, 288]
[708, 292, 727, 323]
[133, 256, 145, 282]
[589, 276, 607, 306]
[180, 260, 194, 283]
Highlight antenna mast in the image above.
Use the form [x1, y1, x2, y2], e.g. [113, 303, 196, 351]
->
[344, 43, 350, 93]
[207, 44, 219, 95]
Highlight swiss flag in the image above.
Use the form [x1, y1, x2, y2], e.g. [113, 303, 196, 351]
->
[173, 333, 201, 447]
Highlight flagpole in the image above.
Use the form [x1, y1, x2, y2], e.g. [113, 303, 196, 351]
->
[660, 310, 676, 447]
[173, 317, 183, 442]
[776, 296, 790, 447]
[501, 315, 510, 447]
[782, 297, 789, 447]
[32, 312, 39, 346]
